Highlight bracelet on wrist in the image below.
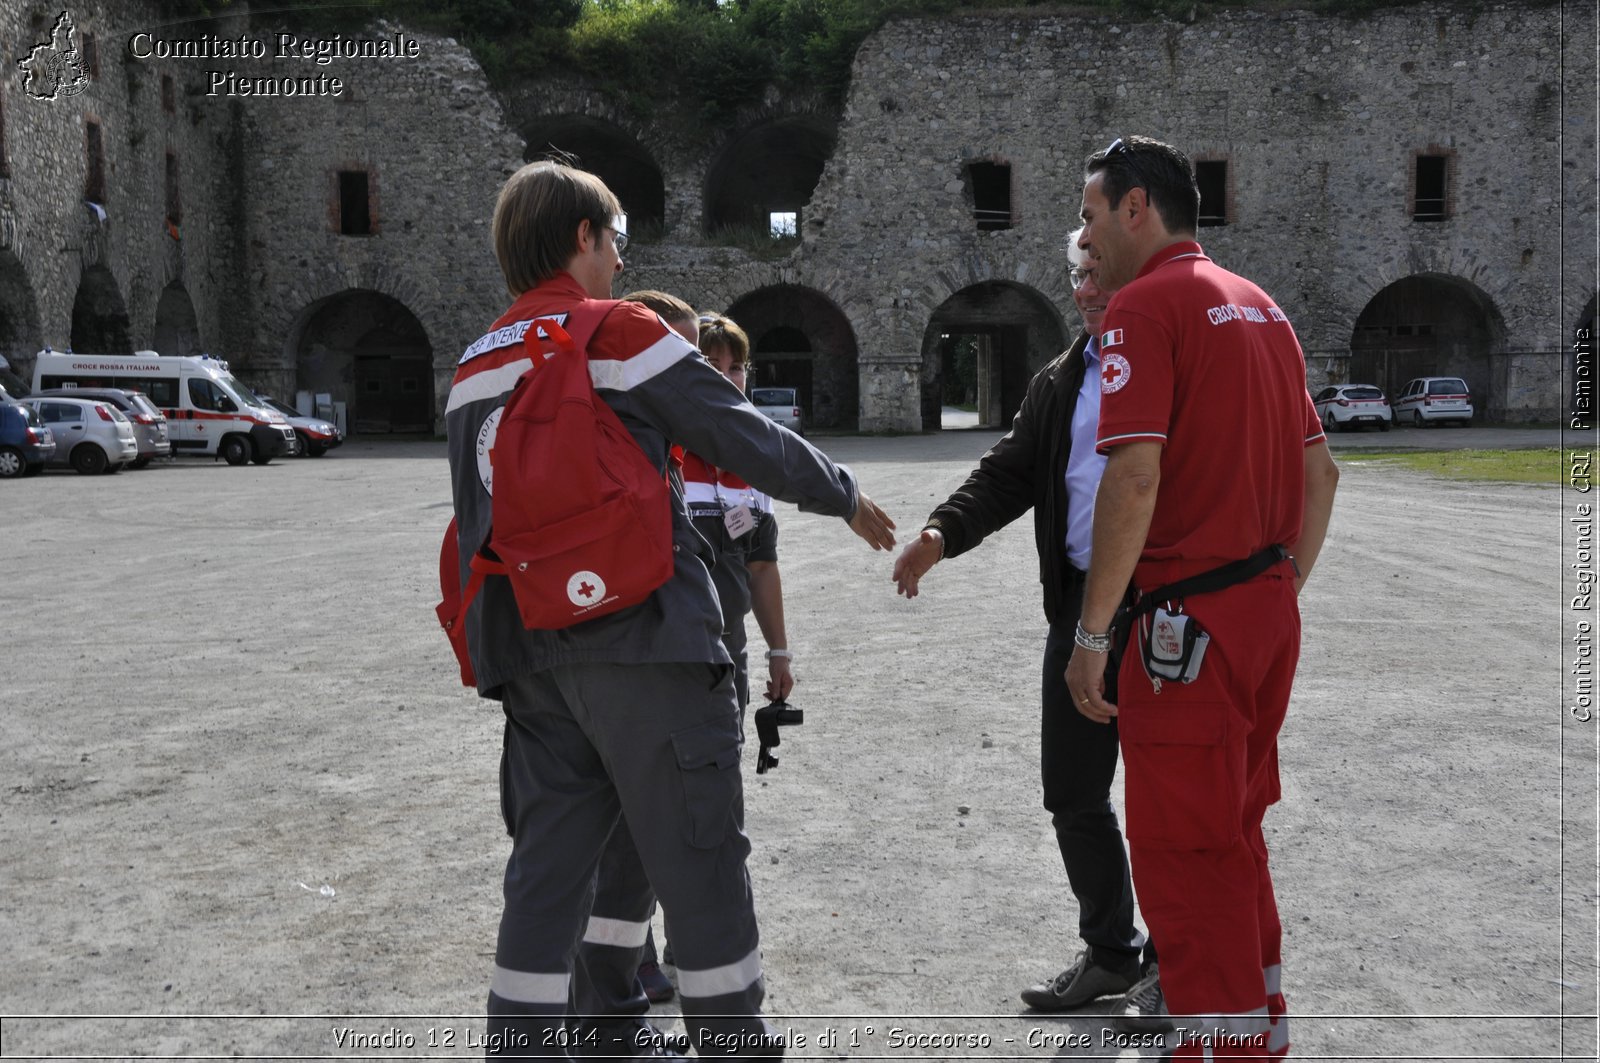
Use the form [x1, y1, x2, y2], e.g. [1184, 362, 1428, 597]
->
[765, 648, 793, 661]
[1073, 622, 1112, 653]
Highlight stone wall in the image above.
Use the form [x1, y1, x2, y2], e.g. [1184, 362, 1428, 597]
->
[2, 0, 1593, 432]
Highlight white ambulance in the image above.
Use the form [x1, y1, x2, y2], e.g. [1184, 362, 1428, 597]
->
[32, 350, 297, 464]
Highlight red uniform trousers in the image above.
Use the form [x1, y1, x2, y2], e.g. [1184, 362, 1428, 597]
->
[1117, 566, 1298, 1060]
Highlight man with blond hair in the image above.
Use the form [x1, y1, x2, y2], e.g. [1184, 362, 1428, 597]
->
[445, 160, 896, 1057]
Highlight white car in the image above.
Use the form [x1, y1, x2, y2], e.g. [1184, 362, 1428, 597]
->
[750, 387, 804, 436]
[22, 396, 139, 474]
[1313, 384, 1392, 433]
[1394, 376, 1474, 427]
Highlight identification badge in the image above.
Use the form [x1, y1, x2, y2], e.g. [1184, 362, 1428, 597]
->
[723, 503, 755, 538]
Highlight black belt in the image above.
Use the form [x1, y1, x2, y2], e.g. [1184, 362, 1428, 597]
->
[1116, 545, 1292, 630]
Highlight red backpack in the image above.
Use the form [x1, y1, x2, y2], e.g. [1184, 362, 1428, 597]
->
[436, 300, 674, 687]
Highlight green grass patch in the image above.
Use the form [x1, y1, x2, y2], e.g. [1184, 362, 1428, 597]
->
[1339, 447, 1586, 484]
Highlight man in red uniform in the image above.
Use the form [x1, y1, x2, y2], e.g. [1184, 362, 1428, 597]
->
[1065, 136, 1339, 1059]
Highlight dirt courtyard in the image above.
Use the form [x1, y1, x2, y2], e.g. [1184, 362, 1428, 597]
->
[0, 428, 1593, 1060]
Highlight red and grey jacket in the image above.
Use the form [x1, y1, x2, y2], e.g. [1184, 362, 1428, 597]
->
[444, 271, 857, 698]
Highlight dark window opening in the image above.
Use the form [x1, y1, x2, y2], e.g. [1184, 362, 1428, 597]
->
[161, 74, 175, 113]
[82, 32, 99, 78]
[339, 170, 372, 235]
[0, 84, 9, 178]
[165, 152, 180, 226]
[965, 161, 1012, 231]
[1196, 160, 1228, 227]
[85, 119, 106, 203]
[1414, 154, 1448, 222]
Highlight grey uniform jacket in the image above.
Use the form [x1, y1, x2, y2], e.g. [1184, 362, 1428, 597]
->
[444, 274, 858, 699]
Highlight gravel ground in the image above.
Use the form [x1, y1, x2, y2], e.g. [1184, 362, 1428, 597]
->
[0, 426, 1592, 1061]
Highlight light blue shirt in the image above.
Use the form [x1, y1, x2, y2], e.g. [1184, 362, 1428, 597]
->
[1064, 335, 1108, 571]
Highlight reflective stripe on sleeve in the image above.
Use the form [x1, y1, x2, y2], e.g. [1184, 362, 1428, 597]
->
[489, 965, 570, 1005]
[582, 915, 652, 949]
[445, 358, 533, 414]
[588, 333, 695, 393]
[675, 947, 763, 1000]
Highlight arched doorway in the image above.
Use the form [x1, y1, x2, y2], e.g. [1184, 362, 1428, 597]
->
[152, 282, 201, 357]
[291, 290, 433, 435]
[921, 282, 1067, 431]
[704, 117, 834, 240]
[70, 265, 132, 354]
[1350, 274, 1506, 418]
[724, 286, 858, 431]
[523, 116, 665, 236]
[0, 250, 43, 385]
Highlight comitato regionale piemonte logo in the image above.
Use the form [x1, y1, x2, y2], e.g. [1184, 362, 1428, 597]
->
[18, 10, 89, 101]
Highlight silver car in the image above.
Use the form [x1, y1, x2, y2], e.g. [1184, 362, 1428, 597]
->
[750, 386, 804, 436]
[34, 387, 171, 468]
[22, 397, 139, 474]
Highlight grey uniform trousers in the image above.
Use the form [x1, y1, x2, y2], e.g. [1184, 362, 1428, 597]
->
[488, 661, 781, 1058]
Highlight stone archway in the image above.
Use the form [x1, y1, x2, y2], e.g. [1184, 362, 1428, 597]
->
[0, 250, 43, 385]
[291, 289, 433, 435]
[1350, 273, 1506, 418]
[704, 117, 835, 239]
[523, 115, 665, 236]
[152, 281, 201, 357]
[921, 282, 1067, 431]
[70, 265, 132, 354]
[724, 286, 858, 431]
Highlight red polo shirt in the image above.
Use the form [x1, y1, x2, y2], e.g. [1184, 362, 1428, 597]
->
[1095, 242, 1324, 579]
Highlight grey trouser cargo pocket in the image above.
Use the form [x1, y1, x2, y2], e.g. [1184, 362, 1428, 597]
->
[670, 716, 741, 849]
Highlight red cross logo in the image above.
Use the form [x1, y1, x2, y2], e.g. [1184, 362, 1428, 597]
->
[577, 581, 596, 599]
[1101, 353, 1132, 394]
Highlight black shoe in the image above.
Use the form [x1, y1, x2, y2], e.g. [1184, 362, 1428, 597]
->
[1020, 949, 1140, 1010]
[637, 960, 676, 1004]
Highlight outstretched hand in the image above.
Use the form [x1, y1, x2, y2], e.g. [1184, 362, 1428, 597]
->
[848, 491, 897, 550]
[892, 528, 943, 598]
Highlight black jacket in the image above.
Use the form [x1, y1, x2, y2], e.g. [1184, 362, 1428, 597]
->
[924, 330, 1090, 625]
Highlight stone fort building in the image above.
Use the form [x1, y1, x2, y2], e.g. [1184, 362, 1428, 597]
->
[1, 0, 1593, 433]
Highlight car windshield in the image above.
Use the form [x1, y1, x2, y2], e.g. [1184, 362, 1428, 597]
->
[218, 374, 262, 409]
[259, 396, 297, 418]
[101, 404, 128, 422]
[1345, 387, 1385, 400]
[750, 389, 795, 406]
[1428, 379, 1468, 395]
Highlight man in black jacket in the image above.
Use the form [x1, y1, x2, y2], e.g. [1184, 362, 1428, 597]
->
[893, 232, 1164, 1024]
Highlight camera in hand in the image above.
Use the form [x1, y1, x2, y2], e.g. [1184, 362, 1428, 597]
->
[754, 699, 803, 774]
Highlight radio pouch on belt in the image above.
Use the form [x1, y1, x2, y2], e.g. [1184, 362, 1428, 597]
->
[1140, 605, 1210, 685]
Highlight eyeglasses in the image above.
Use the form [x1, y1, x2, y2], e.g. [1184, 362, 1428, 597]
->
[607, 213, 629, 254]
[609, 228, 628, 254]
[1068, 267, 1092, 290]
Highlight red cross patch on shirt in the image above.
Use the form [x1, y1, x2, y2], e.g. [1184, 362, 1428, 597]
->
[1101, 352, 1131, 394]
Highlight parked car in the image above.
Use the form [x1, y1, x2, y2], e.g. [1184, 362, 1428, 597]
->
[254, 394, 343, 457]
[21, 396, 138, 474]
[750, 386, 804, 436]
[1312, 384, 1392, 433]
[0, 397, 55, 478]
[34, 387, 170, 468]
[1394, 376, 1474, 427]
